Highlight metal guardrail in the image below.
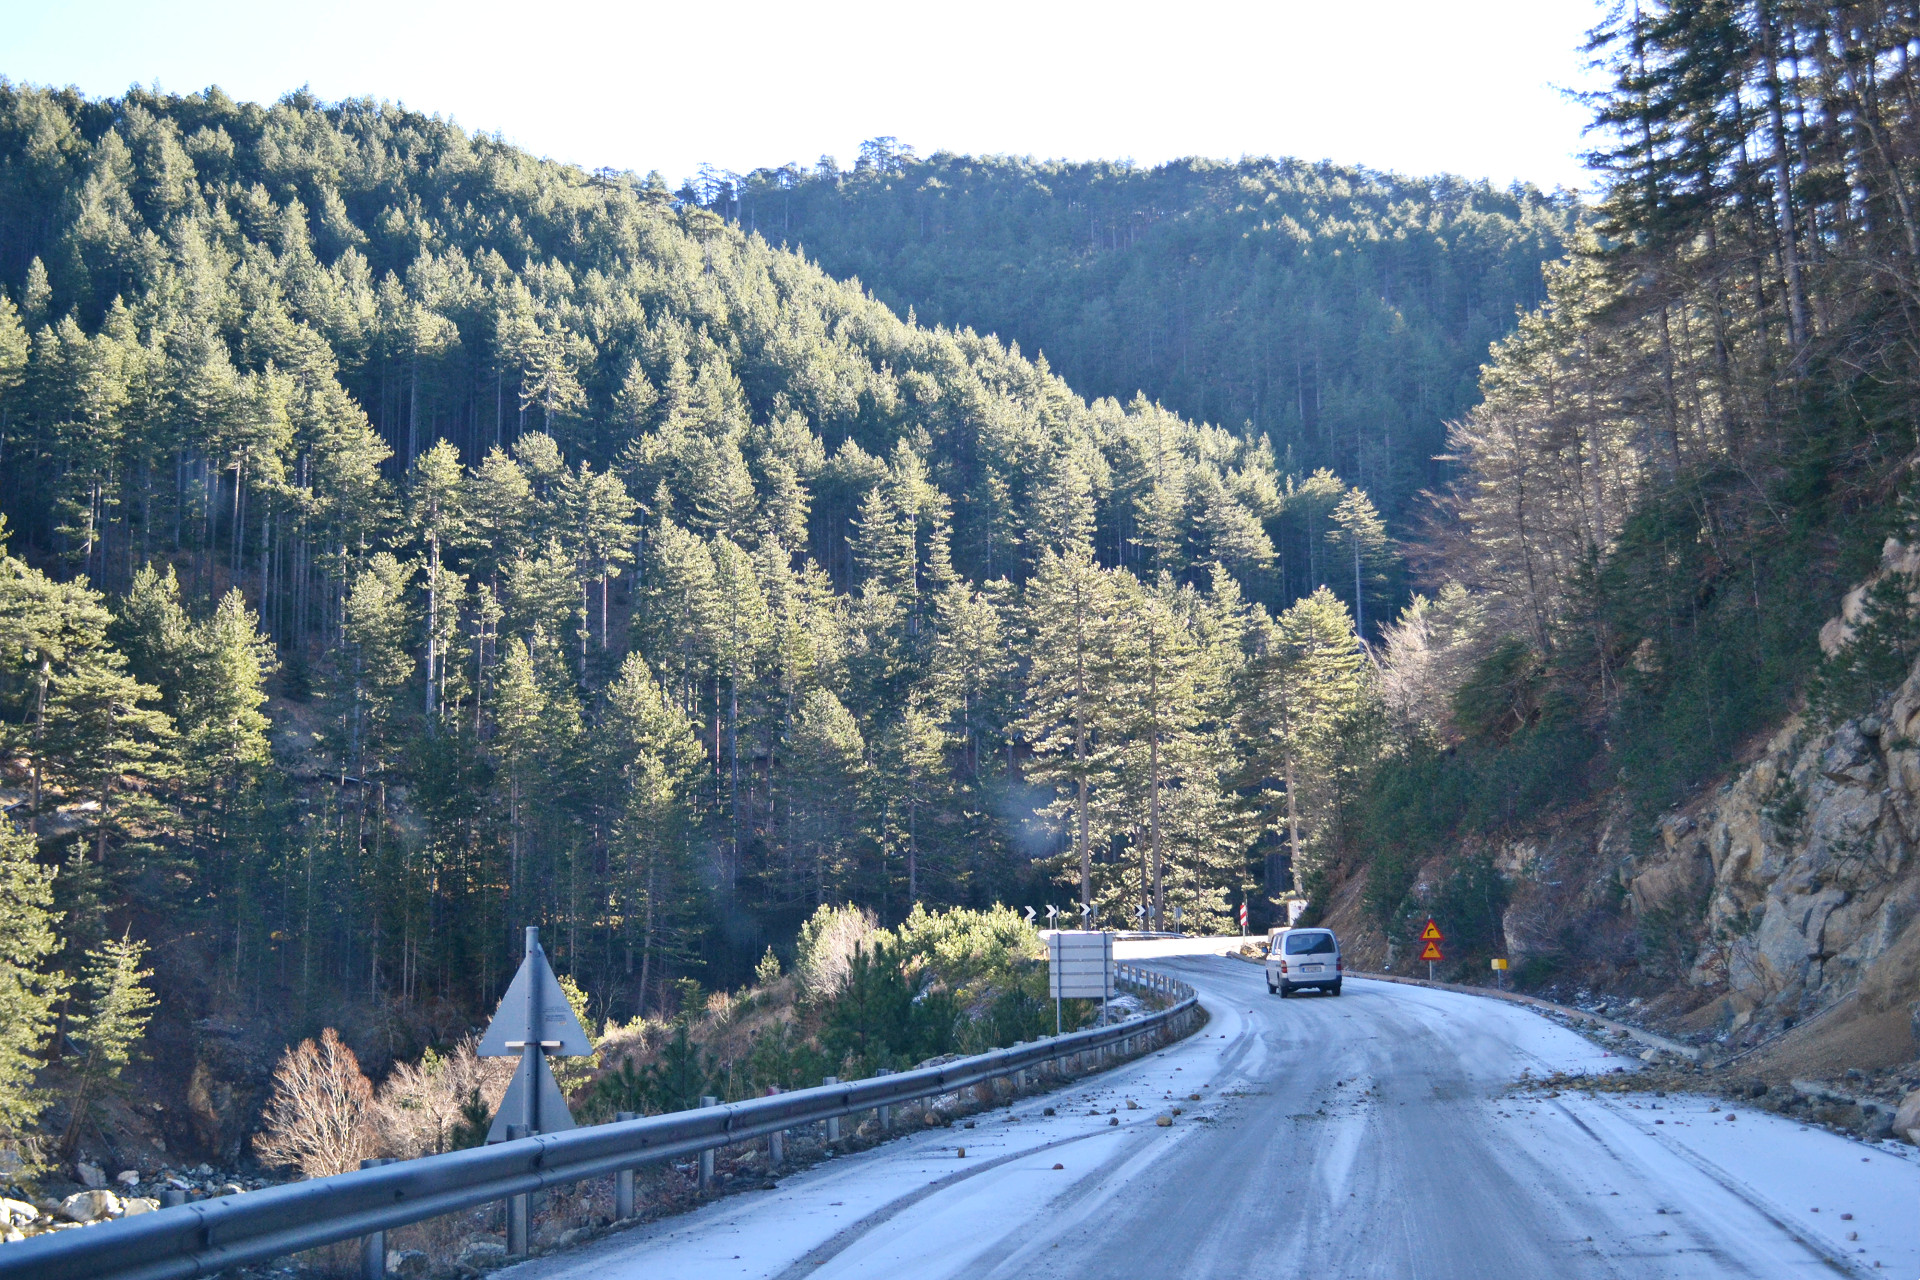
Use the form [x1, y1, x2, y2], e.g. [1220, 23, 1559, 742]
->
[3, 966, 1199, 1280]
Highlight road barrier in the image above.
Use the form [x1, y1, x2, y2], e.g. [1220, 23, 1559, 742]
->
[3, 966, 1199, 1280]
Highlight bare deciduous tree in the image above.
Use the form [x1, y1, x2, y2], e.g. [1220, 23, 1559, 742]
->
[254, 1028, 375, 1178]
[374, 1035, 511, 1158]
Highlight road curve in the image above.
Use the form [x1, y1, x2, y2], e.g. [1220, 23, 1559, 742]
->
[510, 953, 1917, 1280]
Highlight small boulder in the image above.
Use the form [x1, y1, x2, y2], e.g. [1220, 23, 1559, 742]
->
[113, 1170, 140, 1188]
[0, 1198, 36, 1226]
[74, 1162, 106, 1190]
[120, 1197, 159, 1216]
[455, 1237, 507, 1270]
[1894, 1088, 1920, 1145]
[387, 1249, 430, 1277]
[58, 1190, 120, 1223]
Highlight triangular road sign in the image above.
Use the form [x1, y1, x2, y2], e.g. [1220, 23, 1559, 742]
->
[486, 1048, 577, 1142]
[1419, 939, 1444, 962]
[1419, 920, 1444, 942]
[478, 930, 593, 1057]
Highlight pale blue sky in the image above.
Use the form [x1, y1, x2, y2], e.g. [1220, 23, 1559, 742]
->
[1, 0, 1609, 189]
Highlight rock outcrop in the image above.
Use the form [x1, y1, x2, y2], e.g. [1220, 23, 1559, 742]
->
[1623, 627, 1920, 1060]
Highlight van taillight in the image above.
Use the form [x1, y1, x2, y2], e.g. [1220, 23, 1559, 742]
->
[1337, 960, 1344, 971]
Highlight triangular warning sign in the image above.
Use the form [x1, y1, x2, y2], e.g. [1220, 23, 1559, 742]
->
[478, 934, 593, 1057]
[486, 1048, 577, 1142]
[1419, 939, 1444, 962]
[1419, 920, 1444, 942]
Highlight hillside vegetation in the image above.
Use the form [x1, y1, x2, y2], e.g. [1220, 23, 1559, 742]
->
[708, 147, 1574, 530]
[0, 81, 1431, 1168]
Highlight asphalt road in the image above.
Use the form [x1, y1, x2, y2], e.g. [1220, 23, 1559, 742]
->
[513, 952, 1915, 1280]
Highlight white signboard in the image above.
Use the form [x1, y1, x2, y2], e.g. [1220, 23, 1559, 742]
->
[1048, 930, 1114, 999]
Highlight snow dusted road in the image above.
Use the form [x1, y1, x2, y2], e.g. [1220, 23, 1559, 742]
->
[511, 945, 1919, 1279]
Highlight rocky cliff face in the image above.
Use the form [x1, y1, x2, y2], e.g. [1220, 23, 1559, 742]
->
[1624, 659, 1920, 1066]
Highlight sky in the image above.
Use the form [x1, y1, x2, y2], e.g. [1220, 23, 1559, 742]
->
[0, 0, 1609, 191]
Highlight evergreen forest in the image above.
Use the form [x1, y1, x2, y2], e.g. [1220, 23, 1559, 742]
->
[702, 147, 1576, 525]
[5, 0, 1920, 1175]
[0, 80, 1408, 1066]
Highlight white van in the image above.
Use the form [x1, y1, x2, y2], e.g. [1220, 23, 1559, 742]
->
[1265, 927, 1342, 996]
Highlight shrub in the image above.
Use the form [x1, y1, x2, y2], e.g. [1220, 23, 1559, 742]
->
[255, 1028, 376, 1178]
[795, 903, 879, 993]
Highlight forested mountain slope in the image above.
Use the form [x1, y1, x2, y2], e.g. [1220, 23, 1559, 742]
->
[0, 79, 1395, 1122]
[707, 147, 1575, 526]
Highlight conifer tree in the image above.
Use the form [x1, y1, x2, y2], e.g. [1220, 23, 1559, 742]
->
[58, 931, 155, 1156]
[185, 589, 275, 798]
[1241, 587, 1366, 900]
[1327, 486, 1392, 637]
[408, 441, 466, 724]
[0, 821, 63, 1143]
[1020, 547, 1123, 912]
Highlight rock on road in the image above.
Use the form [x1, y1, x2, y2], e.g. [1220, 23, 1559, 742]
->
[511, 944, 1918, 1279]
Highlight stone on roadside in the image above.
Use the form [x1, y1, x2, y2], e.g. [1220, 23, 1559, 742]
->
[1895, 1089, 1920, 1145]
[455, 1237, 507, 1271]
[120, 1197, 159, 1216]
[114, 1170, 140, 1187]
[387, 1249, 430, 1277]
[74, 1162, 106, 1189]
[58, 1190, 120, 1223]
[0, 1198, 36, 1227]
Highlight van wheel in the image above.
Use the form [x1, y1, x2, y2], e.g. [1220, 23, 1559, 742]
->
[1278, 983, 1290, 999]
[1330, 980, 1342, 997]
[1266, 977, 1276, 994]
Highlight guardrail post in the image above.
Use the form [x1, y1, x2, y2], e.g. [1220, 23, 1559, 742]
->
[876, 1067, 893, 1130]
[823, 1076, 840, 1144]
[615, 1112, 637, 1219]
[766, 1085, 785, 1168]
[359, 1157, 395, 1280]
[699, 1096, 719, 1190]
[505, 1124, 529, 1257]
[160, 1188, 187, 1208]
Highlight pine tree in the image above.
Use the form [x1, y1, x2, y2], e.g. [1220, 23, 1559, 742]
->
[58, 931, 155, 1156]
[40, 641, 175, 863]
[0, 821, 64, 1143]
[1110, 571, 1207, 924]
[1327, 486, 1393, 638]
[1019, 547, 1124, 912]
[1240, 587, 1366, 901]
[783, 688, 868, 904]
[408, 440, 466, 725]
[180, 589, 275, 825]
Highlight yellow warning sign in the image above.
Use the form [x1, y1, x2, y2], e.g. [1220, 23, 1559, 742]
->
[1419, 939, 1443, 962]
[1419, 919, 1444, 942]
[1490, 958, 1509, 971]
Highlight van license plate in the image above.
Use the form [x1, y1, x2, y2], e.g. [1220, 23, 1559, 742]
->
[1302, 964, 1323, 973]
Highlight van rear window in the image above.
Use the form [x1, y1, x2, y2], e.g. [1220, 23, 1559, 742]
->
[1284, 932, 1335, 955]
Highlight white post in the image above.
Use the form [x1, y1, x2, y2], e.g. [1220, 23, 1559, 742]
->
[699, 1096, 718, 1190]
[615, 1112, 636, 1218]
[824, 1076, 840, 1144]
[505, 1124, 529, 1255]
[359, 1158, 393, 1280]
